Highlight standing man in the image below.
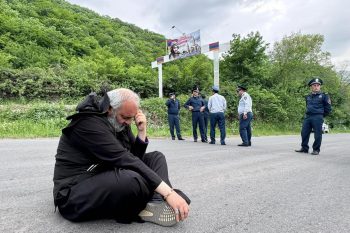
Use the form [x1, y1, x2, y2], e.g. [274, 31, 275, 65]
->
[53, 88, 190, 226]
[165, 93, 185, 140]
[237, 85, 253, 147]
[295, 77, 332, 155]
[208, 86, 227, 145]
[200, 94, 210, 140]
[184, 87, 207, 142]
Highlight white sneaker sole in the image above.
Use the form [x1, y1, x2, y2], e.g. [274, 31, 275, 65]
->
[139, 202, 177, 227]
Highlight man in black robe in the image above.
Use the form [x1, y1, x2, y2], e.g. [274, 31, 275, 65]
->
[53, 88, 190, 226]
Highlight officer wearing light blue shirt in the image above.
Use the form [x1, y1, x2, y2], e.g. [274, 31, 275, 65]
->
[208, 85, 227, 145]
[237, 85, 253, 146]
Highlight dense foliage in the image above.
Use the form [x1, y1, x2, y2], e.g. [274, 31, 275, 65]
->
[219, 32, 350, 128]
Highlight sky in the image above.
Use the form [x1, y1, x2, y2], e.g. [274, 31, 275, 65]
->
[66, 0, 350, 68]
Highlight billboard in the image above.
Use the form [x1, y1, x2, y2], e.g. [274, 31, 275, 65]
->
[167, 30, 201, 61]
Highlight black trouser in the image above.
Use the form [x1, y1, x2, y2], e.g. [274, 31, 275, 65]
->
[58, 151, 171, 223]
[300, 114, 324, 152]
[168, 114, 182, 138]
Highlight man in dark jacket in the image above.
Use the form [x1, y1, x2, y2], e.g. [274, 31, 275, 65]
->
[165, 93, 184, 140]
[184, 87, 207, 142]
[53, 88, 190, 226]
[295, 77, 332, 155]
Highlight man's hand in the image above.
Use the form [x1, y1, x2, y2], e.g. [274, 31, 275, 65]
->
[188, 106, 193, 111]
[243, 113, 247, 120]
[200, 106, 205, 112]
[135, 110, 147, 141]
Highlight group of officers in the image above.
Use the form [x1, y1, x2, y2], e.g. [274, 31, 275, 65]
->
[166, 77, 332, 154]
[166, 84, 253, 147]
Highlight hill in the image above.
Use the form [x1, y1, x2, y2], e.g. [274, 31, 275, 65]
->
[0, 0, 166, 98]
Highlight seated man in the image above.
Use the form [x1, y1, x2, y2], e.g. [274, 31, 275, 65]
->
[53, 88, 190, 226]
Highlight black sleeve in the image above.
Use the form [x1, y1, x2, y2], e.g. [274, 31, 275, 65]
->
[184, 98, 191, 109]
[69, 116, 162, 189]
[323, 94, 332, 117]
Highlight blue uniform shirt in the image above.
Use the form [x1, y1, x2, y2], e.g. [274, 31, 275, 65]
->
[165, 98, 180, 115]
[305, 92, 332, 116]
[184, 96, 204, 112]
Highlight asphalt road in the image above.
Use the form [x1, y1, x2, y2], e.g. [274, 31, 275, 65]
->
[1, 134, 350, 233]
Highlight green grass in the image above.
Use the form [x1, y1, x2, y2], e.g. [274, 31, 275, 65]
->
[1, 101, 349, 138]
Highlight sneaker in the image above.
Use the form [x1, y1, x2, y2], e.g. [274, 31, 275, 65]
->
[139, 202, 177, 227]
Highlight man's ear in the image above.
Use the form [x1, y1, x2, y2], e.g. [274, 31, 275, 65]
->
[107, 106, 113, 116]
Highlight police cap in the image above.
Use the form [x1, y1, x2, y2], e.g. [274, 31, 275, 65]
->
[308, 77, 323, 86]
[212, 85, 219, 92]
[192, 87, 199, 93]
[237, 85, 247, 91]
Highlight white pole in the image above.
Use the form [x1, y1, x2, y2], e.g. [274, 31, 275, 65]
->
[158, 64, 163, 98]
[213, 50, 219, 87]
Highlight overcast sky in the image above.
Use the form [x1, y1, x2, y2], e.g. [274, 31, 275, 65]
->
[66, 0, 350, 67]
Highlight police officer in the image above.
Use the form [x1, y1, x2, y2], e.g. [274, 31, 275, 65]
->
[184, 87, 207, 142]
[295, 77, 332, 155]
[165, 93, 185, 140]
[237, 85, 253, 147]
[208, 85, 227, 145]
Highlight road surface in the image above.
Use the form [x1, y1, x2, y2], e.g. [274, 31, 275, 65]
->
[1, 134, 349, 233]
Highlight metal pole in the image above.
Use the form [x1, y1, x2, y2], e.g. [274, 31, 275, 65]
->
[158, 64, 163, 98]
[213, 51, 219, 87]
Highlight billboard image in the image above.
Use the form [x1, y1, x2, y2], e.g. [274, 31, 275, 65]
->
[167, 30, 201, 61]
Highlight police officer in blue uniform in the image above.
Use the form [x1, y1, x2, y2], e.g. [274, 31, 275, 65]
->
[184, 87, 207, 142]
[166, 93, 185, 140]
[295, 77, 332, 155]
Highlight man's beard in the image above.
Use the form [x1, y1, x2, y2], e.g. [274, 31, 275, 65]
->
[107, 110, 125, 132]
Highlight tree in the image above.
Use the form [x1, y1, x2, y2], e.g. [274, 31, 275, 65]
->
[220, 32, 269, 87]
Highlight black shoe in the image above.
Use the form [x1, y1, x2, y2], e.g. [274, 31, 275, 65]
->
[238, 143, 249, 147]
[311, 150, 319, 155]
[201, 140, 208, 143]
[171, 137, 175, 140]
[194, 139, 197, 142]
[221, 142, 226, 145]
[248, 142, 251, 146]
[209, 141, 215, 144]
[295, 149, 308, 153]
[178, 137, 185, 140]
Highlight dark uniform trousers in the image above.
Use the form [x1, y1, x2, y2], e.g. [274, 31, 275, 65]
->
[301, 114, 323, 152]
[239, 112, 253, 145]
[192, 111, 206, 141]
[58, 151, 170, 223]
[202, 112, 209, 138]
[168, 114, 182, 139]
[209, 112, 226, 144]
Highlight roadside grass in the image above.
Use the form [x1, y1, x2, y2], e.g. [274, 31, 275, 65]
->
[1, 101, 349, 138]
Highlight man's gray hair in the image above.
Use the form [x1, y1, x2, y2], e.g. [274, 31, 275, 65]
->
[107, 88, 140, 110]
